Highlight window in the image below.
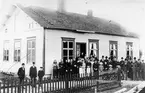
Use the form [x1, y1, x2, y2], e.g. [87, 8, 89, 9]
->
[14, 40, 21, 62]
[109, 41, 118, 60]
[3, 41, 9, 61]
[89, 39, 99, 58]
[28, 23, 33, 29]
[27, 38, 36, 63]
[62, 37, 75, 62]
[126, 42, 133, 60]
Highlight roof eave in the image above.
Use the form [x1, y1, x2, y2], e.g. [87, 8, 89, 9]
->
[44, 27, 139, 38]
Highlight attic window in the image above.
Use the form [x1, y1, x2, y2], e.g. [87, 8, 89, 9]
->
[28, 22, 34, 29]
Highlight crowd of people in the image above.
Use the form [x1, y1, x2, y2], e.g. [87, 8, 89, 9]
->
[17, 54, 145, 87]
[53, 55, 145, 80]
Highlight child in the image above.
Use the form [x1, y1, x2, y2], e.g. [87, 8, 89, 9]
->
[38, 67, 45, 88]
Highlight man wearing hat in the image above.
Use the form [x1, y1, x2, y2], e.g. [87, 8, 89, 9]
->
[29, 62, 37, 87]
[132, 57, 138, 80]
[104, 56, 109, 71]
[93, 60, 99, 78]
[17, 63, 25, 84]
[38, 67, 44, 89]
[120, 57, 124, 69]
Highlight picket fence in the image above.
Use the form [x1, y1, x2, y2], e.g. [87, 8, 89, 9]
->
[0, 69, 121, 93]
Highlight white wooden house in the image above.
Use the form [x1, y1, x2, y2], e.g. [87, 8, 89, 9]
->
[0, 1, 140, 75]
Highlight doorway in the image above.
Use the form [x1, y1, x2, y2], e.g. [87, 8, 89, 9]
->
[76, 43, 86, 58]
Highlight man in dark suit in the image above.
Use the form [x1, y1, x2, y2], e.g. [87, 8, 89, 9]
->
[93, 60, 99, 79]
[29, 62, 37, 87]
[17, 63, 25, 84]
[38, 67, 44, 89]
[104, 56, 109, 71]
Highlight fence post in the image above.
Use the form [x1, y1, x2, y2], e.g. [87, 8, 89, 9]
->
[97, 70, 99, 92]
[0, 82, 1, 93]
[18, 80, 21, 93]
[65, 74, 69, 93]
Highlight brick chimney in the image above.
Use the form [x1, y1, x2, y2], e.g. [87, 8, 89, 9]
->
[58, 0, 66, 13]
[87, 10, 93, 17]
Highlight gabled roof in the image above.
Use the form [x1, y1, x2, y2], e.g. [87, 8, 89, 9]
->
[18, 5, 138, 38]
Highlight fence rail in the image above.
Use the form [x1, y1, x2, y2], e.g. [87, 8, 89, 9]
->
[0, 69, 121, 93]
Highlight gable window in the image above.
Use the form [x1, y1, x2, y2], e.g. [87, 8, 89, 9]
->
[62, 37, 75, 62]
[89, 39, 99, 58]
[14, 40, 21, 62]
[3, 41, 9, 61]
[27, 38, 36, 63]
[28, 22, 33, 29]
[126, 42, 133, 60]
[109, 41, 118, 60]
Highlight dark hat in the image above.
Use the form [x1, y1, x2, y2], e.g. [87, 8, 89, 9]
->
[22, 63, 25, 65]
[32, 62, 35, 64]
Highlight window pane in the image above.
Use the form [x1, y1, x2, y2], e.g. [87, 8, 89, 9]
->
[63, 57, 67, 62]
[32, 49, 35, 62]
[90, 50, 94, 56]
[18, 50, 20, 62]
[69, 50, 73, 56]
[93, 43, 97, 50]
[91, 43, 94, 49]
[63, 41, 67, 48]
[69, 42, 73, 48]
[7, 50, 9, 56]
[4, 50, 6, 56]
[63, 50, 68, 56]
[28, 41, 31, 48]
[18, 50, 20, 56]
[6, 56, 9, 61]
[94, 50, 97, 56]
[69, 57, 73, 60]
[32, 41, 35, 48]
[18, 56, 20, 62]
[28, 50, 31, 63]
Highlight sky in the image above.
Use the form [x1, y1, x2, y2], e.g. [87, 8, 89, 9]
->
[0, 0, 145, 55]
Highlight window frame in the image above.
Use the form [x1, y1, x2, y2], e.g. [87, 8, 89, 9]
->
[109, 41, 118, 59]
[14, 39, 21, 62]
[88, 39, 99, 58]
[27, 37, 36, 63]
[3, 40, 9, 62]
[61, 37, 75, 62]
[126, 42, 133, 60]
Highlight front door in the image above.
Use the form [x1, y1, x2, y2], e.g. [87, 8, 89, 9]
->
[76, 43, 86, 58]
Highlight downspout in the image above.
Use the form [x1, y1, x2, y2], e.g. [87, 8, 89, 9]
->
[43, 27, 46, 74]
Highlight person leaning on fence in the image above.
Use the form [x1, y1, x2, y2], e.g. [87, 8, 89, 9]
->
[17, 63, 25, 84]
[29, 62, 37, 87]
[38, 67, 44, 88]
